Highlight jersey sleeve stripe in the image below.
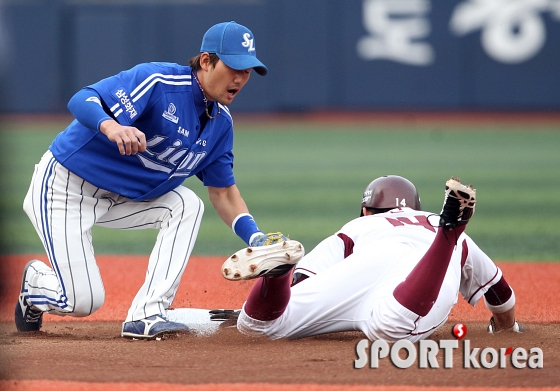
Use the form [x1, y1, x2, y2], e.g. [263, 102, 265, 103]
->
[467, 267, 500, 305]
[337, 233, 355, 258]
[218, 103, 232, 120]
[110, 102, 123, 118]
[130, 73, 191, 97]
[132, 78, 192, 103]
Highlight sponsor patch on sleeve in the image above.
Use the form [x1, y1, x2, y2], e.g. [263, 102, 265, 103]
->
[112, 87, 138, 120]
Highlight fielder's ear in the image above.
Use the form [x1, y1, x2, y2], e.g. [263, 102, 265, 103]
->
[362, 207, 371, 216]
[199, 52, 211, 70]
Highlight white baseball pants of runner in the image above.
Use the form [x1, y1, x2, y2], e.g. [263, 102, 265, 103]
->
[237, 242, 462, 342]
[22, 150, 204, 322]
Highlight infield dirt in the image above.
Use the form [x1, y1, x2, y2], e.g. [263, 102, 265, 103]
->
[0, 255, 558, 390]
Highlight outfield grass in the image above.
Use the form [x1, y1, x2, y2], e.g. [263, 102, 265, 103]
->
[1, 118, 559, 261]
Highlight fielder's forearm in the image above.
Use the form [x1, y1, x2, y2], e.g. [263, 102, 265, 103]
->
[208, 185, 248, 225]
[208, 185, 262, 245]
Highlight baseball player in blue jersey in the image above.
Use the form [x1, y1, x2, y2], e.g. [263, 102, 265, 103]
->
[16, 21, 286, 339]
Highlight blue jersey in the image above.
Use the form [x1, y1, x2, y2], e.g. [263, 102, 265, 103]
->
[50, 62, 236, 201]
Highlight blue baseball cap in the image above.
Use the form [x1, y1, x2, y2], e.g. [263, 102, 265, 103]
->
[200, 21, 268, 76]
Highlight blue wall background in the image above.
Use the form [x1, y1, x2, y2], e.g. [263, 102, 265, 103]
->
[0, 0, 559, 113]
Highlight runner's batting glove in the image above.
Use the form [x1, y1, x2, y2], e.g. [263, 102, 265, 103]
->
[209, 309, 241, 322]
[250, 232, 288, 246]
[487, 317, 526, 334]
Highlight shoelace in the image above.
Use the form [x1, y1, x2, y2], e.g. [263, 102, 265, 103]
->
[26, 308, 42, 322]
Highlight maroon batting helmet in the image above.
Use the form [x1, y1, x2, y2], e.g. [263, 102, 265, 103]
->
[360, 175, 421, 216]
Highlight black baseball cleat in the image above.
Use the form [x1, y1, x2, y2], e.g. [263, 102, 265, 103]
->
[439, 177, 476, 229]
[15, 261, 44, 332]
[221, 240, 305, 280]
[121, 315, 191, 339]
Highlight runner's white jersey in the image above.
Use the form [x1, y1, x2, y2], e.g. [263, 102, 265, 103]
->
[295, 207, 502, 307]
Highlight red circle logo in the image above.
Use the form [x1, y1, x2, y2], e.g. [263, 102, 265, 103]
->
[452, 323, 467, 340]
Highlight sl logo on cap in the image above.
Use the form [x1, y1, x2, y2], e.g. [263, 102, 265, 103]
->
[242, 33, 255, 52]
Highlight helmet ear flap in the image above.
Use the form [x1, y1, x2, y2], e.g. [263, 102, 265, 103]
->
[360, 175, 421, 216]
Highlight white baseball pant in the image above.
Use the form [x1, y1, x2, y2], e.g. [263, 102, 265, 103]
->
[23, 150, 203, 321]
[237, 242, 462, 342]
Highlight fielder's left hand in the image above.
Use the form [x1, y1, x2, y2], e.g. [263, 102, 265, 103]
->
[250, 232, 288, 246]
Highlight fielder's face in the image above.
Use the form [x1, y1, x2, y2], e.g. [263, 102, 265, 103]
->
[200, 56, 251, 106]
